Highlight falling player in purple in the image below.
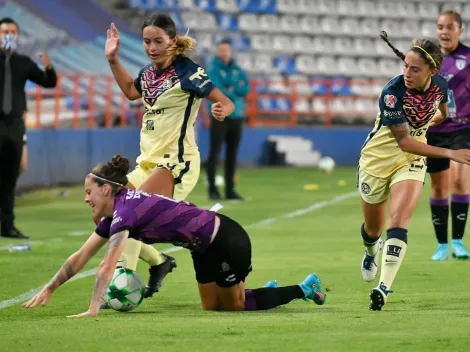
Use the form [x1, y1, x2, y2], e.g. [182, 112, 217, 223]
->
[23, 155, 326, 317]
[427, 11, 470, 261]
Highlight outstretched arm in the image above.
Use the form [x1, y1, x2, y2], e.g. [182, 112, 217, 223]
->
[68, 230, 129, 318]
[23, 233, 107, 309]
[390, 123, 470, 165]
[105, 23, 141, 101]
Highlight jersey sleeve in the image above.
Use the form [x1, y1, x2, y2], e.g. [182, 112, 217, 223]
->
[95, 217, 112, 239]
[180, 60, 215, 98]
[435, 75, 449, 104]
[109, 206, 137, 236]
[378, 86, 407, 126]
[133, 65, 148, 95]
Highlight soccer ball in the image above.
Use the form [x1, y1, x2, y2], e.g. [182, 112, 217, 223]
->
[103, 268, 145, 312]
[318, 156, 336, 173]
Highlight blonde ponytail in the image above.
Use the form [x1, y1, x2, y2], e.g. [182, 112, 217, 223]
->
[166, 35, 197, 56]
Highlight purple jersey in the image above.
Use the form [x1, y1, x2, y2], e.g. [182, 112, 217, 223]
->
[429, 43, 470, 133]
[95, 189, 216, 252]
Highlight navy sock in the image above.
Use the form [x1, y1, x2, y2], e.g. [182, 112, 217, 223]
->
[244, 286, 304, 311]
[430, 198, 449, 244]
[451, 194, 469, 240]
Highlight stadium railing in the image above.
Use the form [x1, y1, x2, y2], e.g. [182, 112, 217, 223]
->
[27, 74, 386, 128]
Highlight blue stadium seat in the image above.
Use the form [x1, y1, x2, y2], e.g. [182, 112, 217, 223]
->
[217, 14, 238, 30]
[238, 0, 277, 14]
[196, 0, 218, 12]
[274, 56, 297, 74]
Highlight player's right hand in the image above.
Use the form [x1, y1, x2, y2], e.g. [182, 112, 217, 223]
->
[450, 149, 470, 166]
[211, 102, 227, 122]
[23, 286, 53, 309]
[105, 23, 120, 60]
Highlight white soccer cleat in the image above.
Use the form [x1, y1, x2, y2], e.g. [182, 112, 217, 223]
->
[361, 238, 383, 282]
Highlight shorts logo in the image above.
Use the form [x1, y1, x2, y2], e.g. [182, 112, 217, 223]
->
[384, 94, 397, 108]
[221, 261, 230, 272]
[225, 274, 236, 283]
[361, 182, 371, 195]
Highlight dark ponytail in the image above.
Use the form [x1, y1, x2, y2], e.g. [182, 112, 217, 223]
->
[380, 31, 405, 61]
[380, 31, 443, 70]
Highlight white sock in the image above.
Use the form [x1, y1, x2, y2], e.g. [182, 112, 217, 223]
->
[378, 229, 408, 292]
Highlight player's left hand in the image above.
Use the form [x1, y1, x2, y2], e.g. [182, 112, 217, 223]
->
[211, 102, 227, 122]
[39, 52, 52, 69]
[67, 310, 99, 318]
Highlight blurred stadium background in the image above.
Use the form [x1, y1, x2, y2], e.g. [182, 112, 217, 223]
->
[2, 0, 467, 189]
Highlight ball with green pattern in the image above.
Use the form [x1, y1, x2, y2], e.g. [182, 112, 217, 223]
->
[104, 268, 145, 312]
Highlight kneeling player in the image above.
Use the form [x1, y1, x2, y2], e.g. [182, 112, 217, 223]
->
[23, 155, 326, 316]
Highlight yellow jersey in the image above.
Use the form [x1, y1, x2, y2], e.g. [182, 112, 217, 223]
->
[360, 75, 448, 178]
[133, 56, 215, 167]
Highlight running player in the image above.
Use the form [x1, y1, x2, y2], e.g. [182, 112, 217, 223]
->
[358, 32, 470, 311]
[427, 11, 470, 261]
[23, 155, 326, 316]
[102, 14, 235, 301]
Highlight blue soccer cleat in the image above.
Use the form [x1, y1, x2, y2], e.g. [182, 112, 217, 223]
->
[431, 243, 448, 261]
[263, 280, 279, 288]
[451, 239, 470, 260]
[298, 273, 326, 305]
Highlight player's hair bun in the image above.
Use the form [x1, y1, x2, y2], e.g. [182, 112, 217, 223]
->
[111, 154, 130, 176]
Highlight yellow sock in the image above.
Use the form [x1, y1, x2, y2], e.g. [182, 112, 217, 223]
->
[116, 238, 142, 271]
[139, 243, 165, 266]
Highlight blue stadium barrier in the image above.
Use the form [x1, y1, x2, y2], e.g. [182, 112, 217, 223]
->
[18, 127, 369, 188]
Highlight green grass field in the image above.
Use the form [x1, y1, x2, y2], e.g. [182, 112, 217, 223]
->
[1, 167, 469, 351]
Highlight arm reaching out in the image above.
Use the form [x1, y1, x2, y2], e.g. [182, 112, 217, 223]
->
[390, 123, 470, 165]
[23, 233, 107, 309]
[67, 230, 129, 318]
[105, 23, 141, 101]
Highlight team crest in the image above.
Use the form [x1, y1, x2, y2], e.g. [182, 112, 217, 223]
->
[161, 78, 173, 90]
[384, 94, 397, 108]
[456, 59, 466, 70]
[361, 182, 371, 195]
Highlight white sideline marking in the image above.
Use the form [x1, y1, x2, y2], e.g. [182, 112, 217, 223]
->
[0, 191, 357, 310]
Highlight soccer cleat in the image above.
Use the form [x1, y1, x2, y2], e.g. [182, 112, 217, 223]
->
[369, 282, 393, 311]
[431, 243, 449, 261]
[298, 273, 326, 305]
[361, 238, 383, 282]
[451, 239, 470, 260]
[263, 280, 279, 288]
[144, 254, 177, 298]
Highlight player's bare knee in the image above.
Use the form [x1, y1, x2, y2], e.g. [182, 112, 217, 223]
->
[201, 302, 218, 311]
[388, 211, 411, 229]
[200, 297, 219, 311]
[431, 183, 448, 199]
[221, 299, 245, 311]
[452, 178, 468, 195]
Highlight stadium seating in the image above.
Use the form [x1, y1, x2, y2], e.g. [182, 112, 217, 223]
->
[3, 0, 470, 125]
